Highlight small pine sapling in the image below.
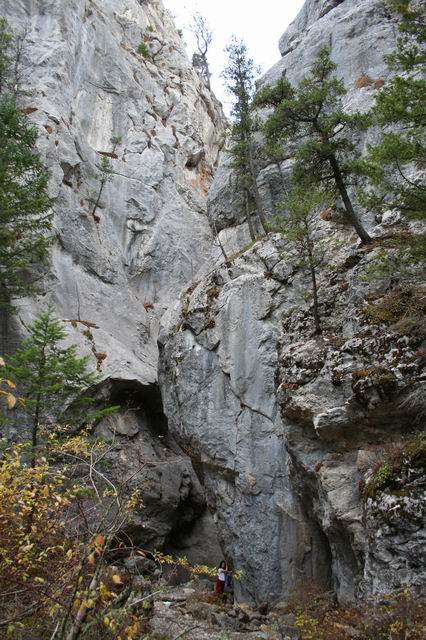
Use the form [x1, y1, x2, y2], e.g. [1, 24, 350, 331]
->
[4, 306, 115, 463]
[137, 41, 151, 59]
[271, 186, 329, 334]
[91, 137, 121, 223]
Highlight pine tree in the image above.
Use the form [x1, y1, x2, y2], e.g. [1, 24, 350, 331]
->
[5, 307, 107, 461]
[0, 18, 53, 310]
[0, 17, 13, 94]
[222, 37, 267, 240]
[254, 47, 371, 244]
[271, 186, 328, 334]
[360, 0, 426, 223]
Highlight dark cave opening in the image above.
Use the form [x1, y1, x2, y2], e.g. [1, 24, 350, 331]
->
[94, 378, 221, 573]
[104, 377, 169, 438]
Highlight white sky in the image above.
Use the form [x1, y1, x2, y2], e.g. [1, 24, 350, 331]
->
[163, 0, 305, 111]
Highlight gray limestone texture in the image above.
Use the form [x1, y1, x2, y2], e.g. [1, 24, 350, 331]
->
[2, 0, 226, 566]
[3, 0, 425, 606]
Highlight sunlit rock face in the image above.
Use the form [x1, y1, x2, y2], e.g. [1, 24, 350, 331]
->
[276, 0, 395, 84]
[2, 0, 225, 382]
[2, 0, 226, 565]
[3, 0, 425, 605]
[159, 0, 426, 604]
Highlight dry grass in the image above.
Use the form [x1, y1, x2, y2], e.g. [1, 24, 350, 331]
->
[363, 285, 426, 339]
[320, 208, 333, 221]
[354, 74, 374, 88]
[362, 432, 426, 499]
[280, 582, 426, 640]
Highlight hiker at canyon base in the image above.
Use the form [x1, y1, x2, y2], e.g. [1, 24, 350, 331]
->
[214, 560, 228, 595]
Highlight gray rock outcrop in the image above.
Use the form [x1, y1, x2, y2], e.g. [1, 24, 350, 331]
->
[2, 0, 226, 565]
[3, 0, 425, 608]
[159, 0, 426, 605]
[2, 0, 225, 383]
[159, 223, 426, 603]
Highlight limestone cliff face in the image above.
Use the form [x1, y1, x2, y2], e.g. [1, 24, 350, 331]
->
[159, 0, 426, 605]
[2, 0, 225, 563]
[3, 0, 425, 606]
[3, 0, 225, 380]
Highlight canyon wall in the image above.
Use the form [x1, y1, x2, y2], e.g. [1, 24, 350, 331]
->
[3, 0, 425, 604]
[2, 0, 226, 565]
[159, 0, 426, 603]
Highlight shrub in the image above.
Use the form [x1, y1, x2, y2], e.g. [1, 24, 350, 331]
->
[363, 285, 426, 339]
[137, 42, 151, 58]
[278, 583, 426, 639]
[0, 441, 146, 639]
[363, 432, 426, 499]
[0, 439, 218, 639]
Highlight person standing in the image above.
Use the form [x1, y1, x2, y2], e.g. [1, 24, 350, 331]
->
[214, 560, 228, 595]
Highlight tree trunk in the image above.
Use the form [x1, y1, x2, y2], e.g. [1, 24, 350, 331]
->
[244, 190, 256, 241]
[64, 568, 102, 640]
[248, 142, 268, 234]
[328, 154, 371, 244]
[31, 343, 47, 467]
[307, 246, 322, 335]
[31, 393, 41, 468]
[0, 284, 13, 356]
[212, 222, 229, 264]
[91, 180, 105, 220]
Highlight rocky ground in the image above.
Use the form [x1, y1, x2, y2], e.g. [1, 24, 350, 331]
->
[146, 581, 426, 640]
[2, 0, 425, 614]
[149, 586, 276, 640]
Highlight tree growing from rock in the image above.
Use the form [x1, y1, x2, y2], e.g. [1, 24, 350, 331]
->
[360, 0, 425, 260]
[222, 37, 267, 240]
[254, 47, 371, 244]
[271, 186, 329, 334]
[91, 137, 121, 224]
[190, 13, 212, 89]
[137, 41, 151, 59]
[0, 18, 53, 310]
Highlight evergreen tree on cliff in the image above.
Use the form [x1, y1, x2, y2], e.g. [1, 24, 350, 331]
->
[0, 18, 52, 311]
[254, 47, 371, 245]
[222, 37, 267, 239]
[360, 0, 426, 234]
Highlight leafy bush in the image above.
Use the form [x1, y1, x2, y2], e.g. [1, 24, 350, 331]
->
[0, 440, 146, 639]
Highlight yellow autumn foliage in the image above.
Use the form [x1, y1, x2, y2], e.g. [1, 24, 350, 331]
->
[0, 438, 220, 640]
[0, 443, 153, 639]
